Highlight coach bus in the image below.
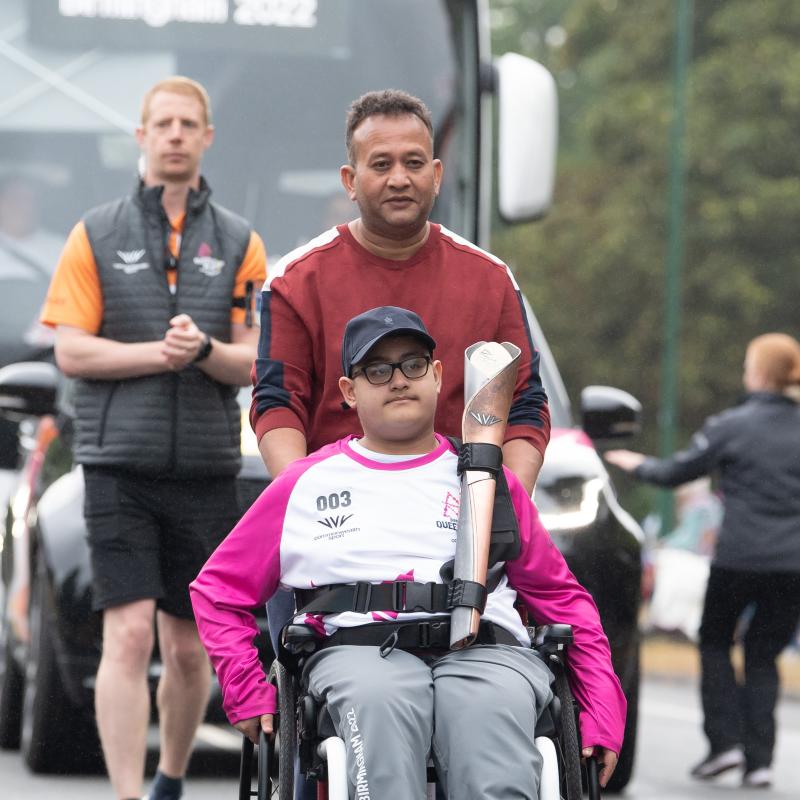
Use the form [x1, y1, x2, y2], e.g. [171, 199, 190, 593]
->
[0, 1, 640, 791]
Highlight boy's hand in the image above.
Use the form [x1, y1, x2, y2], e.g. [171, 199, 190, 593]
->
[582, 745, 618, 788]
[235, 713, 274, 744]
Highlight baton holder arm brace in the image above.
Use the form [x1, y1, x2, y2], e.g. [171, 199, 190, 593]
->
[458, 442, 503, 476]
[450, 341, 521, 650]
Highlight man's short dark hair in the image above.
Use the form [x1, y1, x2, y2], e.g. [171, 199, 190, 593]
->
[345, 90, 433, 164]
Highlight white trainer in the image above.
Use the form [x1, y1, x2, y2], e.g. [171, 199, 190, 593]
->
[690, 747, 745, 779]
[743, 767, 773, 788]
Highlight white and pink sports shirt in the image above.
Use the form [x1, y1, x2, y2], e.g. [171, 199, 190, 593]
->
[190, 435, 626, 754]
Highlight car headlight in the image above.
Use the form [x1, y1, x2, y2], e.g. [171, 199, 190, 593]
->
[537, 477, 604, 532]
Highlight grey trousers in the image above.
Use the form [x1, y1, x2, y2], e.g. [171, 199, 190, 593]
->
[303, 644, 554, 800]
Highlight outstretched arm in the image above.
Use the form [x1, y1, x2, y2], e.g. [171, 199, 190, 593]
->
[605, 415, 724, 487]
[603, 450, 646, 472]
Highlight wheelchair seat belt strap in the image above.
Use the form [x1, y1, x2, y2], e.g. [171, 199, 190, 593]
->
[295, 578, 488, 616]
[307, 618, 519, 654]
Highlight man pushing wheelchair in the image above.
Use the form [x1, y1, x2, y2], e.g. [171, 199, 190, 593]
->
[190, 307, 624, 799]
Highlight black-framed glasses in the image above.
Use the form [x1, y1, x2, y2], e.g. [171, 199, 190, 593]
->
[352, 355, 431, 385]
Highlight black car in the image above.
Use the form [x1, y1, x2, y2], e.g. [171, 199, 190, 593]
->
[0, 311, 643, 790]
[0, 241, 57, 475]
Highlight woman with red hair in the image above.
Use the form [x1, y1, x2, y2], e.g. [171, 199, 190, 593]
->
[606, 333, 800, 790]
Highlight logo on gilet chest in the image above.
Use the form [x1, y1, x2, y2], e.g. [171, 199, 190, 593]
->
[113, 249, 149, 274]
[193, 241, 225, 277]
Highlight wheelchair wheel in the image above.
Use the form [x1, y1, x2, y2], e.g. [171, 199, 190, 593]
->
[267, 660, 297, 800]
[553, 669, 582, 800]
[238, 662, 297, 800]
[239, 736, 255, 800]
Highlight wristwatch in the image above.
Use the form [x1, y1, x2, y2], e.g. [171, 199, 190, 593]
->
[193, 333, 213, 363]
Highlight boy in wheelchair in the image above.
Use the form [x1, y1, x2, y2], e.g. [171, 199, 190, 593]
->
[191, 306, 624, 799]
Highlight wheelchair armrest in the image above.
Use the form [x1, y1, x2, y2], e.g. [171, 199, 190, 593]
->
[282, 624, 320, 655]
[531, 623, 574, 656]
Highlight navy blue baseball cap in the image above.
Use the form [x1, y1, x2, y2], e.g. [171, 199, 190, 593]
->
[342, 306, 436, 376]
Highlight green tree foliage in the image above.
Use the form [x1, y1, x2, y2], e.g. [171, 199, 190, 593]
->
[492, 0, 800, 470]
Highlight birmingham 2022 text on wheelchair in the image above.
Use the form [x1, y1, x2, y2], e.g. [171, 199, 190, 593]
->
[238, 621, 602, 800]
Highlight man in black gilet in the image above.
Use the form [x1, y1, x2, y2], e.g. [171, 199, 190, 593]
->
[41, 77, 266, 800]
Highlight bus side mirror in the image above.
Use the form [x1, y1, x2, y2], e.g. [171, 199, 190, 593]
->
[581, 385, 642, 442]
[495, 53, 558, 222]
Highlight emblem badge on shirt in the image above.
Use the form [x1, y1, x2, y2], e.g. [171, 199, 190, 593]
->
[317, 514, 354, 530]
[442, 491, 460, 519]
[469, 410, 502, 426]
[112, 249, 149, 274]
[194, 255, 226, 277]
[313, 489, 359, 541]
[194, 242, 225, 277]
[437, 491, 460, 537]
[313, 513, 360, 542]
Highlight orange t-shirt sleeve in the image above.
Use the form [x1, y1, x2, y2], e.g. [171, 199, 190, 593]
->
[232, 231, 267, 324]
[40, 221, 103, 334]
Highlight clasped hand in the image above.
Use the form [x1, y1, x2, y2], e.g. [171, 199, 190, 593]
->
[162, 314, 205, 370]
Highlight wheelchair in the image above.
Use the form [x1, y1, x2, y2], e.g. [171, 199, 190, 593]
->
[238, 621, 602, 800]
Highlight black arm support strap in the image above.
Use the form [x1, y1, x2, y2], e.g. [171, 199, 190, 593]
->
[457, 442, 503, 476]
[295, 578, 488, 617]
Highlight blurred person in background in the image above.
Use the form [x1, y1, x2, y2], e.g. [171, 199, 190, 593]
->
[645, 478, 722, 642]
[0, 169, 65, 280]
[40, 76, 266, 800]
[662, 477, 722, 557]
[605, 333, 800, 789]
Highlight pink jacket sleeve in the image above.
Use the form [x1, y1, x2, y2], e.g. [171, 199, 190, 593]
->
[503, 469, 627, 754]
[189, 467, 299, 724]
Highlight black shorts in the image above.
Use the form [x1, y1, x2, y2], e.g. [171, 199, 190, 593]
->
[83, 467, 241, 618]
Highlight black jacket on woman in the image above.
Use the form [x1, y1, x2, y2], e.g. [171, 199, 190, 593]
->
[635, 392, 800, 574]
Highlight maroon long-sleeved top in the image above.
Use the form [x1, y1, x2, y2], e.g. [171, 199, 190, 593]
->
[250, 223, 550, 456]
